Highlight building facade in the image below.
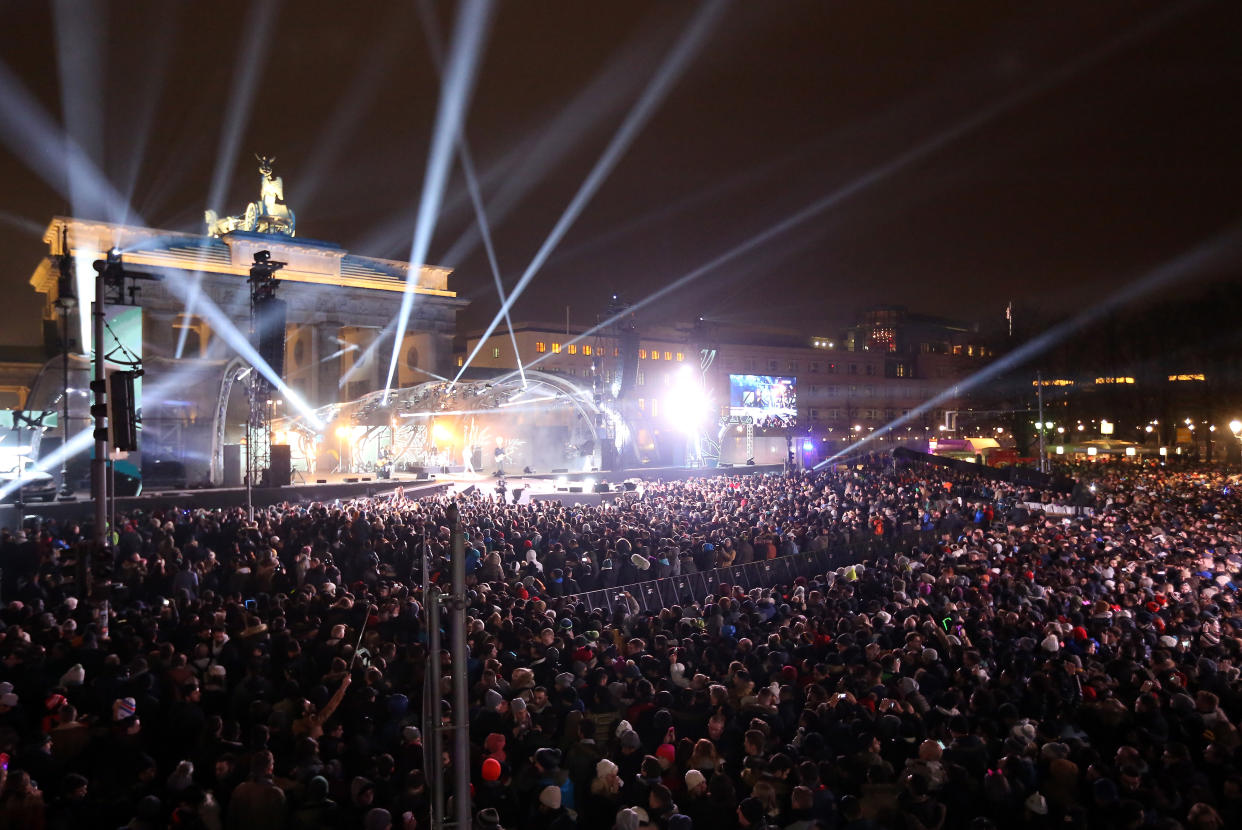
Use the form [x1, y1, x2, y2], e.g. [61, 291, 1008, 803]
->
[461, 309, 986, 462]
[22, 204, 464, 485]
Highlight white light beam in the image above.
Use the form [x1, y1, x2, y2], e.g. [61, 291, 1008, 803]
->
[452, 0, 727, 384]
[383, 0, 495, 399]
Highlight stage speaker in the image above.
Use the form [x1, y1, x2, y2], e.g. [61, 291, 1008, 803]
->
[471, 447, 483, 470]
[415, 472, 431, 481]
[344, 476, 359, 483]
[551, 468, 569, 474]
[568, 486, 583, 493]
[222, 444, 243, 487]
[254, 297, 287, 378]
[361, 477, 372, 482]
[619, 325, 641, 394]
[268, 444, 291, 487]
[593, 481, 610, 493]
[316, 479, 327, 484]
[718, 462, 732, 469]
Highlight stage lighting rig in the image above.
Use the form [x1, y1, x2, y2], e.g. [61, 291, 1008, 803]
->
[93, 247, 161, 306]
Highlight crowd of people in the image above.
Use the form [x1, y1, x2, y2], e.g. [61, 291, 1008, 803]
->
[0, 459, 1239, 830]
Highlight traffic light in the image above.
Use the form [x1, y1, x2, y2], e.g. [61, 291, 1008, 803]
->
[109, 371, 139, 451]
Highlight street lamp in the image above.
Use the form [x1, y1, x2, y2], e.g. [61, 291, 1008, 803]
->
[54, 266, 77, 501]
[1230, 420, 1242, 468]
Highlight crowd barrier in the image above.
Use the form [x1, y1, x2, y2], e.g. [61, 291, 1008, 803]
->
[553, 498, 1087, 613]
[1022, 500, 1094, 517]
[556, 531, 940, 614]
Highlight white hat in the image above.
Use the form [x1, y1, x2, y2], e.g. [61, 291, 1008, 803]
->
[1041, 635, 1060, 653]
[539, 785, 562, 810]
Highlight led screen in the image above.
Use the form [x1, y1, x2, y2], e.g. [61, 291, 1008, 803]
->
[728, 374, 796, 426]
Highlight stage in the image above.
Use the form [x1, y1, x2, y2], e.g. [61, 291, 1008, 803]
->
[0, 463, 784, 527]
[435, 462, 786, 506]
[0, 473, 449, 527]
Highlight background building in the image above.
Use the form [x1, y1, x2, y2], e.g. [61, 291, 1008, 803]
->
[18, 214, 463, 488]
[461, 307, 985, 466]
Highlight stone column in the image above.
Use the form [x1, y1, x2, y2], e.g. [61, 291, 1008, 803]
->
[314, 321, 341, 408]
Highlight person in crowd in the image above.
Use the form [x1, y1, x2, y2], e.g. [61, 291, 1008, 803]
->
[0, 459, 1239, 829]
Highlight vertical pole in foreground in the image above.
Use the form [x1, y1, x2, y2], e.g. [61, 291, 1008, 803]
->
[91, 262, 108, 548]
[424, 526, 443, 830]
[448, 500, 470, 830]
[1036, 371, 1047, 474]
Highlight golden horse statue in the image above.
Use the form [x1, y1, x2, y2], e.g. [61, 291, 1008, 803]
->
[205, 155, 296, 237]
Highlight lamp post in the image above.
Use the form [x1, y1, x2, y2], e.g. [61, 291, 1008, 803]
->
[54, 276, 77, 501]
[1230, 420, 1242, 469]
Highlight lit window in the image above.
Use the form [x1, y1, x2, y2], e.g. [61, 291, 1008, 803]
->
[535, 341, 546, 353]
[651, 351, 660, 360]
[583, 345, 592, 356]
[613, 348, 620, 357]
[552, 343, 562, 353]
[637, 398, 645, 411]
[567, 344, 577, 355]
[651, 398, 659, 417]
[456, 355, 464, 367]
[664, 351, 672, 361]
[491, 347, 501, 359]
[639, 349, 647, 360]
[675, 352, 684, 362]
[637, 370, 645, 386]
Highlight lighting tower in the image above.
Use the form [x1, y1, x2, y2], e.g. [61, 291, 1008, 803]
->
[247, 251, 285, 510]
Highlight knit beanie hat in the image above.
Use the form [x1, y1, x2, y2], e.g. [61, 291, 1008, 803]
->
[540, 785, 562, 810]
[615, 808, 641, 830]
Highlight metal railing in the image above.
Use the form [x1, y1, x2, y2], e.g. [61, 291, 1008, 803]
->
[555, 530, 941, 614]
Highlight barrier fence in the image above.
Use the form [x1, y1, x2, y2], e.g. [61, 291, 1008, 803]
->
[556, 530, 941, 615]
[552, 496, 1090, 614]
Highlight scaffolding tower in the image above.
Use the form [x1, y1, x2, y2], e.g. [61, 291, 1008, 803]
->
[247, 252, 285, 488]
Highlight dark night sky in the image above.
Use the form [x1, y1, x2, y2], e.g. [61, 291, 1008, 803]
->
[1, 0, 1239, 346]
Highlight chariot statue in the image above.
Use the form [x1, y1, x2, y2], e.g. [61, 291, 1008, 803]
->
[205, 155, 297, 237]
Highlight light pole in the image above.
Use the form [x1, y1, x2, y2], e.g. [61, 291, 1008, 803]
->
[1230, 420, 1241, 469]
[54, 267, 77, 501]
